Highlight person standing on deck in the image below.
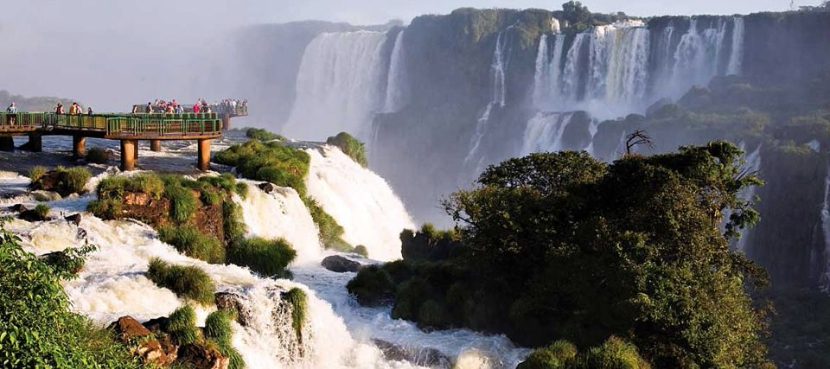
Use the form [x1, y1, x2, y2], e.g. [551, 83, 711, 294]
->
[55, 103, 65, 115]
[146, 102, 153, 114]
[6, 102, 16, 125]
[193, 103, 201, 114]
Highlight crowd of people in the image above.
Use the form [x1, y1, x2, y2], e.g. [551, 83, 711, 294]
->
[135, 98, 247, 115]
[54, 102, 92, 115]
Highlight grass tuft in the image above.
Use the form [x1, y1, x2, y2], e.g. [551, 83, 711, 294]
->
[146, 258, 215, 304]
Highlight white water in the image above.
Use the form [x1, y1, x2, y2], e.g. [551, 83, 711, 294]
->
[384, 30, 409, 113]
[734, 145, 762, 253]
[466, 31, 510, 167]
[237, 180, 325, 264]
[821, 163, 830, 293]
[726, 17, 745, 76]
[305, 145, 416, 261]
[520, 112, 575, 155]
[285, 31, 389, 141]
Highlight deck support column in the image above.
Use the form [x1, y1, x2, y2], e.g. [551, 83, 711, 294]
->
[26, 134, 42, 152]
[222, 113, 231, 130]
[150, 139, 162, 152]
[0, 137, 14, 152]
[197, 139, 211, 171]
[120, 139, 137, 171]
[73, 135, 86, 158]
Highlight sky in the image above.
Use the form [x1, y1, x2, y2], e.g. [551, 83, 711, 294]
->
[0, 0, 821, 110]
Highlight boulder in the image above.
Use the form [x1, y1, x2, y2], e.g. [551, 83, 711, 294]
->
[18, 208, 49, 222]
[215, 292, 253, 326]
[258, 182, 278, 194]
[65, 213, 83, 225]
[646, 97, 673, 118]
[177, 343, 229, 369]
[110, 316, 177, 366]
[321, 255, 363, 273]
[143, 316, 171, 333]
[31, 190, 62, 202]
[372, 339, 452, 368]
[9, 204, 31, 213]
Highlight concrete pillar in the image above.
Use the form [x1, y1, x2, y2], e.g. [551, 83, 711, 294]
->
[120, 139, 137, 171]
[222, 113, 230, 130]
[73, 135, 86, 158]
[197, 139, 211, 171]
[150, 139, 162, 152]
[26, 134, 42, 152]
[0, 137, 14, 152]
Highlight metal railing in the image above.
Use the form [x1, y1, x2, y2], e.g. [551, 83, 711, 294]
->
[0, 112, 222, 137]
[132, 104, 248, 116]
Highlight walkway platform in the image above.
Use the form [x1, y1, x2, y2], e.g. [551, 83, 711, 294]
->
[0, 112, 225, 171]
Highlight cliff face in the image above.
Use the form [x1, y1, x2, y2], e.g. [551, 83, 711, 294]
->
[236, 8, 830, 290]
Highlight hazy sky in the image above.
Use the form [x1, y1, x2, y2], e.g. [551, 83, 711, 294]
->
[0, 0, 820, 110]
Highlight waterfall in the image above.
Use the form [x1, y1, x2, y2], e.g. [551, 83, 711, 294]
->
[726, 17, 745, 76]
[821, 164, 830, 292]
[559, 33, 589, 106]
[304, 145, 416, 261]
[236, 180, 324, 264]
[466, 31, 511, 165]
[285, 31, 389, 141]
[734, 145, 762, 253]
[383, 30, 408, 113]
[520, 112, 575, 155]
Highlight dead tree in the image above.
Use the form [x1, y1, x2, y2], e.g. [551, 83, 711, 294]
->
[625, 129, 653, 155]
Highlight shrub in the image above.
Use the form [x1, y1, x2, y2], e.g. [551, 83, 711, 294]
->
[97, 174, 165, 201]
[284, 288, 307, 345]
[0, 225, 140, 368]
[86, 147, 111, 164]
[198, 173, 238, 193]
[346, 265, 394, 305]
[214, 141, 310, 196]
[303, 197, 352, 251]
[235, 182, 249, 199]
[245, 128, 285, 142]
[158, 226, 225, 264]
[583, 337, 651, 369]
[163, 178, 198, 223]
[168, 305, 200, 346]
[41, 245, 94, 276]
[417, 299, 452, 329]
[353, 245, 369, 258]
[28, 165, 47, 183]
[56, 166, 92, 194]
[205, 310, 245, 369]
[517, 341, 578, 369]
[223, 201, 247, 246]
[146, 258, 216, 304]
[33, 203, 50, 220]
[227, 237, 296, 278]
[88, 199, 122, 220]
[326, 132, 368, 167]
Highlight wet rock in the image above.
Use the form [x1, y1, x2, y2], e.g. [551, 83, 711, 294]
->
[31, 190, 62, 202]
[646, 97, 673, 117]
[143, 316, 171, 333]
[18, 208, 49, 222]
[258, 182, 278, 194]
[9, 203, 31, 213]
[65, 213, 83, 225]
[321, 255, 363, 273]
[215, 292, 253, 327]
[177, 343, 229, 369]
[109, 316, 177, 366]
[372, 339, 452, 368]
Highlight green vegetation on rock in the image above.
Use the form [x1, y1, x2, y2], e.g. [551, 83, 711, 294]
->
[284, 288, 308, 345]
[27, 165, 47, 183]
[227, 237, 296, 278]
[0, 225, 140, 368]
[246, 127, 286, 142]
[302, 197, 352, 252]
[326, 132, 368, 167]
[86, 147, 111, 164]
[168, 305, 200, 346]
[146, 258, 216, 304]
[214, 140, 310, 196]
[350, 144, 772, 368]
[159, 226, 225, 264]
[205, 310, 245, 369]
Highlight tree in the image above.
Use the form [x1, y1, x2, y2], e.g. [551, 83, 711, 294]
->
[561, 1, 591, 25]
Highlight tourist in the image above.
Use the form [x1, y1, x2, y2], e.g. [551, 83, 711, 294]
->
[6, 102, 17, 113]
[55, 103, 65, 114]
[193, 102, 201, 114]
[165, 104, 174, 114]
[175, 104, 184, 114]
[87, 107, 93, 115]
[146, 102, 153, 114]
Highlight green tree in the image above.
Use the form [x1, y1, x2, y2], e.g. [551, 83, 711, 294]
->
[561, 1, 591, 25]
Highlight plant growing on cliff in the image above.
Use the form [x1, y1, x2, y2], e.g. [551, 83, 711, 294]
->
[214, 140, 311, 196]
[0, 224, 140, 368]
[159, 226, 225, 264]
[227, 237, 296, 278]
[56, 166, 92, 194]
[168, 305, 200, 346]
[302, 197, 352, 252]
[351, 143, 773, 368]
[33, 203, 50, 221]
[326, 132, 368, 167]
[147, 258, 216, 304]
[85, 147, 111, 164]
[284, 288, 308, 345]
[245, 127, 285, 142]
[27, 165, 47, 183]
[205, 310, 245, 369]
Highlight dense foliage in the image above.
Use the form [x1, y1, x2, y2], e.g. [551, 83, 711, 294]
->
[326, 131, 368, 167]
[227, 237, 296, 278]
[518, 337, 651, 369]
[146, 258, 216, 304]
[0, 225, 140, 368]
[350, 144, 772, 368]
[159, 225, 225, 264]
[214, 140, 310, 196]
[245, 127, 286, 142]
[205, 310, 245, 369]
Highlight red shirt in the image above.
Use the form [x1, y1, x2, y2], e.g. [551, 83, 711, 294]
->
[193, 104, 201, 113]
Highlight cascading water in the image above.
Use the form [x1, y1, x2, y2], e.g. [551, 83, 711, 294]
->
[465, 31, 510, 167]
[520, 112, 575, 155]
[304, 145, 416, 261]
[726, 17, 745, 76]
[384, 30, 409, 114]
[821, 163, 830, 292]
[285, 31, 389, 141]
[734, 145, 762, 253]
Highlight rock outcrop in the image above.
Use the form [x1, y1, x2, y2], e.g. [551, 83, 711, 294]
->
[321, 255, 363, 273]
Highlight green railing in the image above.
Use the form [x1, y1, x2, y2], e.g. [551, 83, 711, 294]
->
[0, 112, 222, 137]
